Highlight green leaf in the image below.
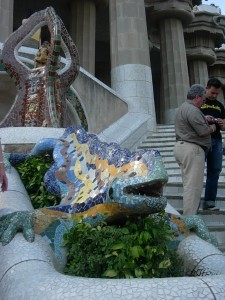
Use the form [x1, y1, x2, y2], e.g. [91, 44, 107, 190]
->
[134, 268, 143, 278]
[130, 245, 140, 258]
[103, 269, 118, 277]
[105, 254, 113, 258]
[140, 231, 151, 243]
[111, 243, 124, 250]
[121, 227, 129, 234]
[159, 259, 171, 269]
[124, 272, 134, 279]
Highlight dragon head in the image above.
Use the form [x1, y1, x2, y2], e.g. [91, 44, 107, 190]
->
[44, 126, 168, 220]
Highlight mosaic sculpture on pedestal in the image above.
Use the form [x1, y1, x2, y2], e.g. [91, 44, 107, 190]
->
[0, 126, 169, 248]
[0, 126, 223, 277]
[0, 7, 79, 128]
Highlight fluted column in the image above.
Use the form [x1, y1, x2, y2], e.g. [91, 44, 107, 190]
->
[188, 60, 209, 86]
[146, 0, 193, 124]
[160, 17, 190, 123]
[110, 0, 156, 129]
[209, 47, 225, 103]
[0, 0, 14, 42]
[70, 0, 96, 75]
[185, 6, 225, 87]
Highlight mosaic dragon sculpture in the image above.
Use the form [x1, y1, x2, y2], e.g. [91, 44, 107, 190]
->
[0, 126, 168, 245]
[1, 7, 79, 128]
[0, 126, 217, 265]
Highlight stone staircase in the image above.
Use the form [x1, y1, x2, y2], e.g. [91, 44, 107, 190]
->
[137, 124, 225, 252]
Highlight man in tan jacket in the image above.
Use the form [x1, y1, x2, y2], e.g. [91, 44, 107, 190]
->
[174, 84, 216, 215]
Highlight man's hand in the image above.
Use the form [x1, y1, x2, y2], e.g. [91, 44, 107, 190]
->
[205, 115, 214, 123]
[218, 118, 225, 130]
[0, 211, 35, 245]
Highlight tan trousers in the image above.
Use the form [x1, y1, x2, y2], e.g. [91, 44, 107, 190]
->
[173, 141, 205, 215]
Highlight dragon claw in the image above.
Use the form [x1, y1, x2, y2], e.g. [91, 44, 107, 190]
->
[0, 211, 35, 245]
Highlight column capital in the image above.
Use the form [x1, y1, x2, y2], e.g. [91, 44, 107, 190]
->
[184, 11, 225, 48]
[145, 0, 194, 26]
[184, 10, 225, 65]
[186, 47, 216, 65]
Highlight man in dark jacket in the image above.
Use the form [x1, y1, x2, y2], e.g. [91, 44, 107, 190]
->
[201, 78, 225, 211]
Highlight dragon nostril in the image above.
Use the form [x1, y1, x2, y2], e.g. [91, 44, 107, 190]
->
[109, 187, 113, 199]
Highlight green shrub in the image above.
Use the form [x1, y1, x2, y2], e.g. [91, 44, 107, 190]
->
[63, 213, 184, 279]
[16, 155, 61, 209]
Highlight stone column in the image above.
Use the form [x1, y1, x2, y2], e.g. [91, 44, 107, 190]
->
[0, 0, 14, 42]
[70, 0, 96, 75]
[109, 0, 156, 129]
[184, 7, 225, 87]
[146, 0, 193, 124]
[209, 47, 225, 103]
[188, 60, 210, 87]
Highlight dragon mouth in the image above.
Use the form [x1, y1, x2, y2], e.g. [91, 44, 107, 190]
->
[107, 178, 167, 216]
[123, 179, 166, 198]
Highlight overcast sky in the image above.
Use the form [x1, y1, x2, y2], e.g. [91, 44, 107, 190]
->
[202, 0, 225, 14]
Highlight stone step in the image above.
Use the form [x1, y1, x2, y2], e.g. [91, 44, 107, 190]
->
[166, 192, 225, 201]
[140, 141, 175, 147]
[155, 125, 175, 132]
[163, 158, 225, 165]
[165, 166, 225, 176]
[150, 133, 176, 138]
[145, 136, 176, 141]
[138, 146, 174, 152]
[166, 177, 225, 185]
[167, 173, 225, 183]
[163, 182, 225, 197]
[166, 197, 225, 211]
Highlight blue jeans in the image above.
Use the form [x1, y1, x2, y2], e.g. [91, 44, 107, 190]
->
[204, 138, 223, 206]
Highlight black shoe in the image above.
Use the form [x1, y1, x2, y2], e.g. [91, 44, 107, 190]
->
[207, 206, 220, 211]
[203, 204, 220, 211]
[203, 200, 219, 211]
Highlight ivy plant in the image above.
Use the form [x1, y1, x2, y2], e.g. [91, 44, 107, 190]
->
[16, 155, 61, 209]
[63, 213, 184, 279]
